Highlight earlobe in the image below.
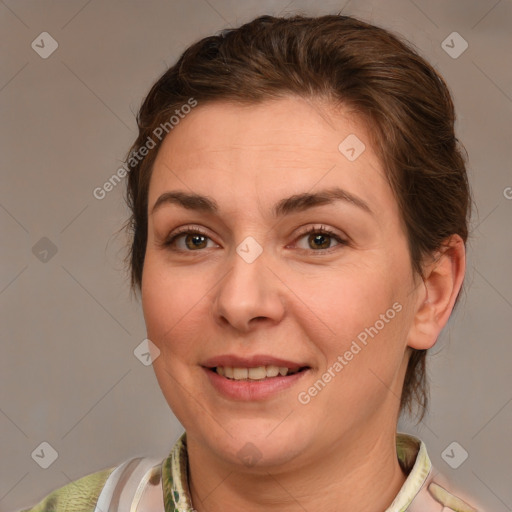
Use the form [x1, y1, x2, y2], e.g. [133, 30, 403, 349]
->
[407, 235, 466, 350]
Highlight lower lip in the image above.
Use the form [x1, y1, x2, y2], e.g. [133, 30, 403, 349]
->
[203, 367, 309, 401]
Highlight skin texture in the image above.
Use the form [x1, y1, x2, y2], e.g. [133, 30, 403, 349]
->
[141, 96, 466, 511]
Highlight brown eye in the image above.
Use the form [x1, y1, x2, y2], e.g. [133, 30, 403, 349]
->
[294, 225, 348, 252]
[162, 225, 347, 254]
[164, 227, 217, 251]
[308, 232, 332, 250]
[182, 233, 208, 250]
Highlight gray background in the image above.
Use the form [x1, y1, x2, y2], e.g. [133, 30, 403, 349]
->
[1, 0, 511, 510]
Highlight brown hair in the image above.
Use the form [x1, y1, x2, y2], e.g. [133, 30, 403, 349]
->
[124, 14, 471, 423]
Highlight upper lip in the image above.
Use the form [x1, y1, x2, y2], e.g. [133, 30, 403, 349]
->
[202, 355, 309, 370]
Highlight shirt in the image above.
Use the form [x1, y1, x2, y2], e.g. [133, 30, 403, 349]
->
[17, 432, 483, 512]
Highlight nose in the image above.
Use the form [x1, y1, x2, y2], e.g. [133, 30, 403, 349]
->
[212, 243, 286, 334]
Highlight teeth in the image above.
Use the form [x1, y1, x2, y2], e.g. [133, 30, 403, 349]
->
[248, 367, 267, 380]
[233, 368, 248, 380]
[215, 365, 301, 380]
[266, 366, 280, 377]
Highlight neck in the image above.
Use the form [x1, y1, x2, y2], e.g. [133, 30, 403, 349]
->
[186, 425, 408, 512]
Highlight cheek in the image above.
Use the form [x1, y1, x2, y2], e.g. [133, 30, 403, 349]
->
[141, 255, 208, 420]
[303, 278, 409, 422]
[141, 253, 206, 353]
[302, 259, 410, 374]
[306, 262, 402, 329]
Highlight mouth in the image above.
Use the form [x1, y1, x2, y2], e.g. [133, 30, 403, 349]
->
[201, 356, 311, 400]
[208, 365, 310, 381]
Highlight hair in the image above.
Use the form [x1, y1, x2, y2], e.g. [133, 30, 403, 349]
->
[123, 13, 471, 423]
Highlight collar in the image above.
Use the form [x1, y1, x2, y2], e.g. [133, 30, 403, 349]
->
[161, 432, 433, 512]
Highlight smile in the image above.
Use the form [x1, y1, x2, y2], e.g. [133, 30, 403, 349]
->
[214, 366, 306, 380]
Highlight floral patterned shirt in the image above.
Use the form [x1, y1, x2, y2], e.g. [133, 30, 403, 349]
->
[18, 432, 483, 512]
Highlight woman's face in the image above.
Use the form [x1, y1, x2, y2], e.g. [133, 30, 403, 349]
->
[142, 96, 424, 468]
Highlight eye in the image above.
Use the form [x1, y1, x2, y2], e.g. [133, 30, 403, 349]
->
[293, 225, 348, 253]
[162, 224, 348, 253]
[163, 226, 217, 251]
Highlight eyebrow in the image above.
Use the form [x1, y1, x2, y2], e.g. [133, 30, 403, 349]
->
[150, 186, 373, 218]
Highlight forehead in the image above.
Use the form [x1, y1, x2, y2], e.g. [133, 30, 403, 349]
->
[148, 96, 396, 220]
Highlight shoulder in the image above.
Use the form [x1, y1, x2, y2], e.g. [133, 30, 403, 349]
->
[395, 433, 485, 512]
[17, 465, 116, 512]
[420, 473, 485, 512]
[17, 455, 167, 512]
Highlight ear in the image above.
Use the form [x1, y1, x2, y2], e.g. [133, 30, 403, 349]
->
[407, 235, 466, 350]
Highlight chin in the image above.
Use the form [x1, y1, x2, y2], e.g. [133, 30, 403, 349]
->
[192, 419, 313, 470]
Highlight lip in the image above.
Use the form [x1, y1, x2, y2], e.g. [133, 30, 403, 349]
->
[201, 354, 307, 371]
[203, 366, 310, 401]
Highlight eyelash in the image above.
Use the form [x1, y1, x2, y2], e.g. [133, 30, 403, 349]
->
[162, 225, 348, 254]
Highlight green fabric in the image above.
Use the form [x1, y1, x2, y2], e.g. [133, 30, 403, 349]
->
[19, 466, 115, 512]
[162, 452, 177, 512]
[162, 435, 193, 512]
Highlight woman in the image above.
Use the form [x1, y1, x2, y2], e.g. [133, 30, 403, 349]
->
[18, 13, 483, 512]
